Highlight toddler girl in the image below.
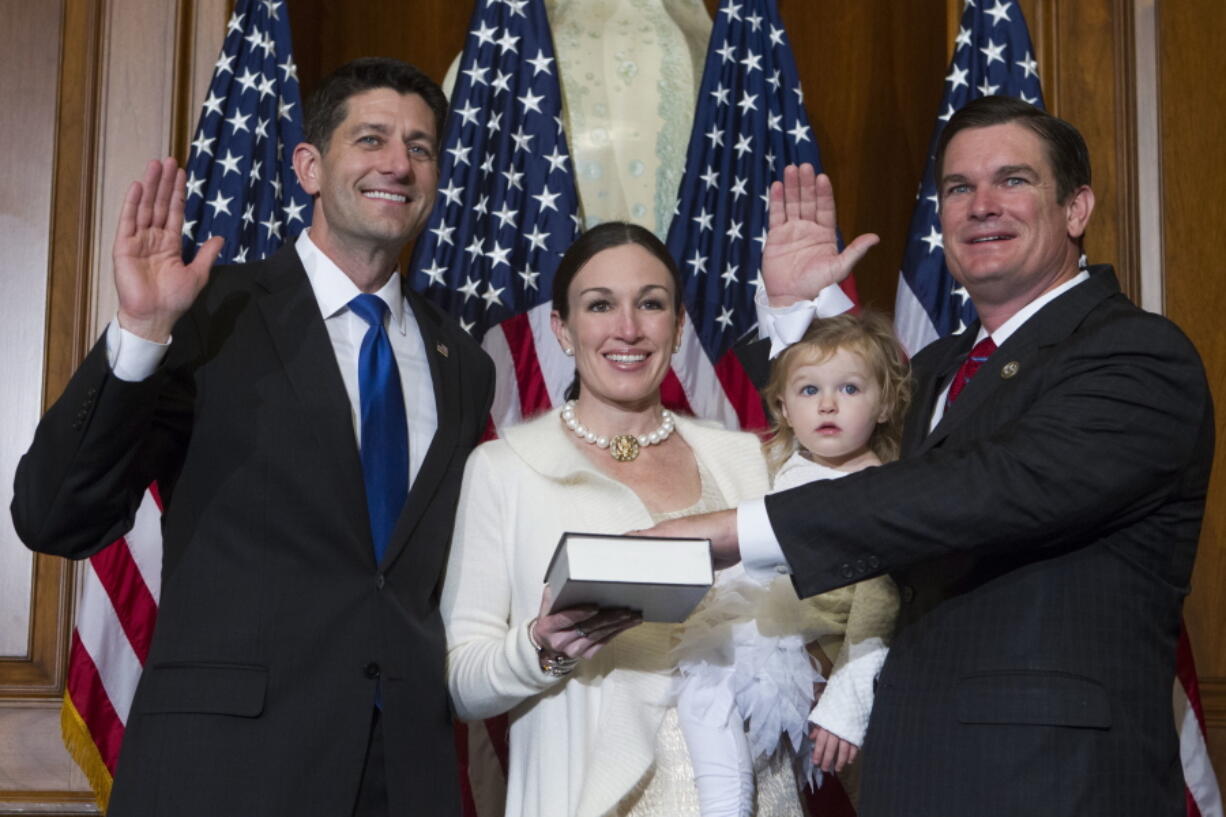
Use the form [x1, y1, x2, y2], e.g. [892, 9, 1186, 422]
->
[674, 311, 910, 816]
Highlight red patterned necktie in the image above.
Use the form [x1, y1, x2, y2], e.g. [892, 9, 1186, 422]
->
[946, 336, 997, 406]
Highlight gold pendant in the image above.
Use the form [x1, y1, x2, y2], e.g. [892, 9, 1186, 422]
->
[609, 434, 641, 462]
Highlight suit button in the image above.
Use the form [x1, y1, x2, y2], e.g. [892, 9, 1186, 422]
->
[364, 662, 381, 679]
[87, 387, 97, 397]
[901, 585, 915, 604]
[855, 559, 868, 574]
[375, 574, 385, 590]
[840, 563, 855, 579]
[868, 556, 880, 569]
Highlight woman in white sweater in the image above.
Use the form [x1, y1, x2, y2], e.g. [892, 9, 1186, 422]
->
[442, 221, 826, 817]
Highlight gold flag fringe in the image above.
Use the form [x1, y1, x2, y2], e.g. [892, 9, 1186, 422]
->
[61, 691, 113, 812]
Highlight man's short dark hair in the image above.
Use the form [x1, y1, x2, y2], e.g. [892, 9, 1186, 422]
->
[303, 57, 447, 155]
[935, 96, 1091, 204]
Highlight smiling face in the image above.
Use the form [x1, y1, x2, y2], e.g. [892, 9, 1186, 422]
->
[780, 346, 887, 472]
[551, 243, 683, 417]
[938, 123, 1094, 328]
[293, 88, 439, 264]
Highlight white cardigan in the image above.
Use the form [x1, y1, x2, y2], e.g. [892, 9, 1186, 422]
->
[441, 409, 770, 817]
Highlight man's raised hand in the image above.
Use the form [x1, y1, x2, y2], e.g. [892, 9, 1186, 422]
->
[760, 163, 879, 307]
[114, 158, 224, 342]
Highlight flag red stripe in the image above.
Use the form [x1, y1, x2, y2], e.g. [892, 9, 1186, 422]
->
[500, 313, 553, 417]
[88, 540, 158, 663]
[660, 368, 695, 417]
[66, 632, 126, 774]
[714, 350, 768, 431]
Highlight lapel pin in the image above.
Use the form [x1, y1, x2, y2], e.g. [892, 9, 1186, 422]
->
[436, 342, 449, 358]
[1000, 361, 1020, 379]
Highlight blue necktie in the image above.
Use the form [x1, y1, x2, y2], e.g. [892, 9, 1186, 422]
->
[349, 294, 409, 564]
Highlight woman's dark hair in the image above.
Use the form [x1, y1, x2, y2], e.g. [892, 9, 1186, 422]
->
[552, 222, 683, 400]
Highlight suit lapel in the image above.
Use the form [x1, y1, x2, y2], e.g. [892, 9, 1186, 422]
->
[253, 248, 370, 541]
[381, 286, 464, 570]
[914, 267, 1122, 455]
[903, 332, 972, 456]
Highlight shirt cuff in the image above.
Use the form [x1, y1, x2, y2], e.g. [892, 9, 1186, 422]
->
[106, 319, 170, 382]
[737, 498, 791, 583]
[754, 284, 855, 359]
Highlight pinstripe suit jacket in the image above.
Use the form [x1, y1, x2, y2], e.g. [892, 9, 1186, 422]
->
[765, 266, 1213, 817]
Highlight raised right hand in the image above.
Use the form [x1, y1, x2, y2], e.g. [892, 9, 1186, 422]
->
[114, 158, 224, 342]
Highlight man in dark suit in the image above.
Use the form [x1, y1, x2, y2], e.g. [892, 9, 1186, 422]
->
[12, 58, 493, 816]
[649, 97, 1214, 816]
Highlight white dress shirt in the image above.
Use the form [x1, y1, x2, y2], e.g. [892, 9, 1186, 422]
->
[739, 271, 1090, 581]
[104, 228, 438, 488]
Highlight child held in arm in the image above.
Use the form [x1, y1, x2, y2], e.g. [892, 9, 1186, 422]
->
[673, 312, 909, 817]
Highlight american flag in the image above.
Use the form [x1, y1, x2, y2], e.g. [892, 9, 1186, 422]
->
[180, 0, 312, 263]
[892, 0, 1042, 356]
[60, 0, 309, 808]
[893, 3, 1222, 815]
[664, 0, 857, 431]
[409, 0, 581, 432]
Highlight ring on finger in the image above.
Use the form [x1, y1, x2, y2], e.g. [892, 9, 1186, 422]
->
[575, 623, 589, 638]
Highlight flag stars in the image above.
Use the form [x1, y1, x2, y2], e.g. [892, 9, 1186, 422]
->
[492, 203, 519, 230]
[458, 277, 482, 301]
[726, 220, 743, 242]
[705, 125, 725, 149]
[254, 117, 270, 143]
[487, 242, 512, 269]
[260, 212, 282, 239]
[533, 186, 561, 213]
[526, 49, 554, 75]
[430, 223, 456, 247]
[733, 133, 753, 158]
[543, 146, 569, 174]
[767, 112, 782, 132]
[202, 91, 225, 117]
[440, 180, 465, 207]
[686, 250, 708, 276]
[279, 57, 298, 82]
[511, 126, 534, 153]
[769, 25, 785, 46]
[730, 176, 748, 200]
[715, 306, 735, 331]
[985, 0, 1013, 25]
[217, 150, 243, 177]
[455, 102, 481, 127]
[700, 166, 719, 189]
[236, 67, 261, 94]
[258, 32, 276, 58]
[519, 89, 545, 115]
[716, 43, 737, 63]
[980, 38, 1006, 67]
[745, 12, 763, 31]
[421, 259, 448, 287]
[249, 160, 262, 185]
[503, 166, 525, 190]
[257, 75, 276, 100]
[524, 225, 550, 251]
[955, 26, 972, 50]
[495, 31, 520, 54]
[721, 263, 739, 288]
[486, 111, 503, 135]
[481, 282, 506, 309]
[1016, 51, 1039, 79]
[921, 225, 943, 253]
[261, 0, 283, 20]
[720, 2, 742, 21]
[185, 171, 206, 199]
[938, 103, 956, 122]
[472, 21, 497, 47]
[244, 28, 264, 52]
[787, 121, 811, 144]
[737, 91, 758, 114]
[226, 12, 244, 36]
[740, 51, 763, 74]
[226, 110, 251, 134]
[207, 190, 234, 219]
[283, 198, 306, 225]
[214, 53, 235, 76]
[692, 208, 713, 232]
[946, 64, 969, 90]
[191, 133, 216, 157]
[465, 236, 486, 262]
[491, 70, 513, 95]
[241, 203, 255, 227]
[519, 266, 541, 290]
[767, 69, 781, 92]
[1020, 91, 1038, 105]
[462, 64, 488, 87]
[710, 83, 730, 106]
[447, 143, 473, 167]
[977, 78, 1001, 96]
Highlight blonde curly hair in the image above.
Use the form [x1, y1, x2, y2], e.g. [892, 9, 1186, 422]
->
[761, 311, 911, 475]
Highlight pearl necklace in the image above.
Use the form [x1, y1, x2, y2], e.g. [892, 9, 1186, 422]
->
[560, 400, 675, 462]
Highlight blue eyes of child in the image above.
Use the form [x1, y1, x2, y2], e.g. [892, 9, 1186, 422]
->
[798, 384, 861, 396]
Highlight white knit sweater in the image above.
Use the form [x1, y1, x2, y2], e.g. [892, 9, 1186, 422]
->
[440, 409, 771, 817]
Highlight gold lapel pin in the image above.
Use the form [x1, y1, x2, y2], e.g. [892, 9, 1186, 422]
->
[436, 342, 449, 358]
[1000, 361, 1020, 379]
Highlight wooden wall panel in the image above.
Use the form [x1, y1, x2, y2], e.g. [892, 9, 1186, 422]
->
[1158, 0, 1226, 776]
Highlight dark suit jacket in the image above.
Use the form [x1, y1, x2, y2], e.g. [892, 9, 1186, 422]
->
[12, 246, 494, 817]
[763, 267, 1213, 817]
